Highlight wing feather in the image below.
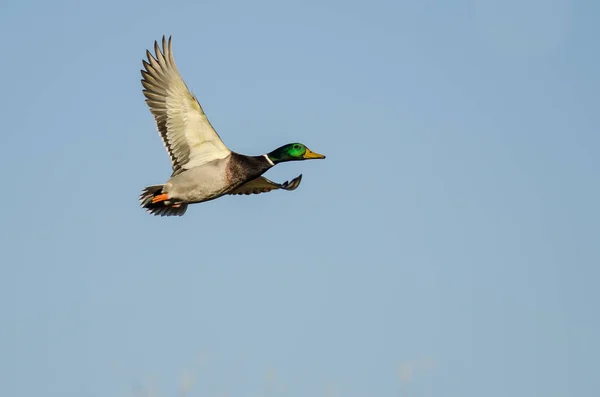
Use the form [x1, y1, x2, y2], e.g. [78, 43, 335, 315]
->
[141, 36, 230, 175]
[228, 175, 303, 196]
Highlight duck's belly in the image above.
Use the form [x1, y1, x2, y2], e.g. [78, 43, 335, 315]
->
[164, 160, 233, 203]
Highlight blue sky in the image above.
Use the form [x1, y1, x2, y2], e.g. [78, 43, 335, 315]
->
[1, 0, 598, 396]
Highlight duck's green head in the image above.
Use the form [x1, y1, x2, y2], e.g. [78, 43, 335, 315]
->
[267, 143, 326, 164]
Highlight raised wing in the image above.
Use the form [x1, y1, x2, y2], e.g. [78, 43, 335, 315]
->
[141, 36, 231, 176]
[229, 175, 303, 196]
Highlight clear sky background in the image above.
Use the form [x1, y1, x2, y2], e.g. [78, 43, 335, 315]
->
[1, 0, 598, 396]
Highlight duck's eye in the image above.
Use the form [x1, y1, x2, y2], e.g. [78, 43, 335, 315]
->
[293, 145, 300, 149]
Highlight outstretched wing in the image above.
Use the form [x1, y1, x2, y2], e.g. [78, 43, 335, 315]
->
[229, 175, 303, 196]
[141, 36, 231, 176]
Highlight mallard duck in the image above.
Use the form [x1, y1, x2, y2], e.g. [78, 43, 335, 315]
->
[138, 36, 326, 216]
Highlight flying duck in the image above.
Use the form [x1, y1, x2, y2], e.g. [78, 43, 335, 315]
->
[139, 36, 326, 216]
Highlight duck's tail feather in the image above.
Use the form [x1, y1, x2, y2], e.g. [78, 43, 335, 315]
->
[139, 185, 188, 217]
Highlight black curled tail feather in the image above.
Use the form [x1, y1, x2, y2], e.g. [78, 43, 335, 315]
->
[139, 185, 188, 217]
